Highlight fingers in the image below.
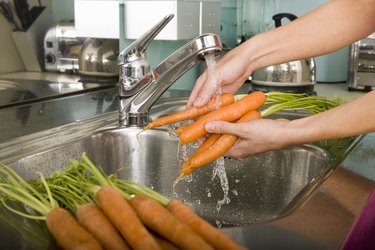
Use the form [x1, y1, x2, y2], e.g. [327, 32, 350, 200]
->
[192, 72, 221, 108]
[204, 119, 288, 158]
[205, 121, 241, 136]
[204, 121, 252, 158]
[187, 72, 207, 108]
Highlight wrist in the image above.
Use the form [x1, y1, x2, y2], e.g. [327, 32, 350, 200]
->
[240, 35, 263, 73]
[286, 115, 326, 146]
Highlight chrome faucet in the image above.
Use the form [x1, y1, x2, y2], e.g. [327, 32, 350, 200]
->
[117, 14, 222, 127]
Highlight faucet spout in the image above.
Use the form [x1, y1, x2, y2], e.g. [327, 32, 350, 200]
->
[118, 14, 174, 96]
[118, 15, 222, 127]
[129, 34, 222, 117]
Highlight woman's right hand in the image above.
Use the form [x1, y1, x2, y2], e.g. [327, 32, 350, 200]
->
[204, 118, 294, 158]
[187, 43, 254, 108]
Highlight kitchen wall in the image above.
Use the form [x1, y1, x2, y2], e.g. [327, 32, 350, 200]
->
[277, 0, 349, 82]
[50, 0, 74, 21]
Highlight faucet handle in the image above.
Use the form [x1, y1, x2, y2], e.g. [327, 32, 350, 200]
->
[118, 14, 174, 92]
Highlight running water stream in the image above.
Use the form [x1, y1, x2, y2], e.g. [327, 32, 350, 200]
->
[204, 54, 222, 107]
[212, 157, 230, 211]
[173, 54, 232, 211]
[205, 54, 231, 211]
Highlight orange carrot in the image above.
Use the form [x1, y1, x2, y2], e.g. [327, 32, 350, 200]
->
[96, 186, 161, 250]
[176, 125, 188, 135]
[194, 134, 221, 155]
[179, 91, 266, 144]
[152, 234, 180, 250]
[46, 207, 103, 250]
[146, 93, 235, 129]
[181, 133, 221, 175]
[129, 195, 214, 250]
[167, 200, 247, 250]
[182, 110, 261, 175]
[76, 203, 130, 250]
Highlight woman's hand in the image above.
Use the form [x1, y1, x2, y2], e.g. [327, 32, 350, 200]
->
[204, 118, 294, 158]
[187, 44, 253, 108]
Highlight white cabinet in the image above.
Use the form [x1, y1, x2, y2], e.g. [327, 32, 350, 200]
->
[74, 0, 221, 40]
[74, 0, 120, 38]
[123, 0, 220, 40]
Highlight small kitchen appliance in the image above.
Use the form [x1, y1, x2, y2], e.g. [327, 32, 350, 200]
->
[43, 21, 87, 73]
[250, 13, 316, 94]
[347, 32, 375, 91]
[78, 38, 119, 83]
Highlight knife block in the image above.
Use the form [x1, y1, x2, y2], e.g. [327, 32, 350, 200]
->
[11, 6, 51, 72]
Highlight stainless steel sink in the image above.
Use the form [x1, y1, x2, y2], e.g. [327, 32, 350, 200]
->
[75, 128, 332, 226]
[0, 97, 361, 228]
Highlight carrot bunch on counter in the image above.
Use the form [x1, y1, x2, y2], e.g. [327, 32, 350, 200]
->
[146, 91, 344, 176]
[0, 153, 247, 250]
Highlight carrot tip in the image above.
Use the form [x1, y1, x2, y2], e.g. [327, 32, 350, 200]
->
[180, 158, 195, 174]
[172, 172, 185, 193]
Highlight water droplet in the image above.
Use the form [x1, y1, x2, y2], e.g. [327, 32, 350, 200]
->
[215, 220, 222, 229]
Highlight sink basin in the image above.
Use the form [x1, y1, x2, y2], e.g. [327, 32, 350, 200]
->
[0, 97, 361, 228]
[67, 128, 332, 226]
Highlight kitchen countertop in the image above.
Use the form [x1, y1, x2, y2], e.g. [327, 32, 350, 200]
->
[0, 71, 82, 82]
[314, 82, 366, 100]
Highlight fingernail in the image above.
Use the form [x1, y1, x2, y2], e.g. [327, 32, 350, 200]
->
[194, 97, 206, 107]
[205, 122, 214, 132]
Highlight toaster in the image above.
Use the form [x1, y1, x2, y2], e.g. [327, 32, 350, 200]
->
[44, 21, 87, 73]
[347, 32, 375, 91]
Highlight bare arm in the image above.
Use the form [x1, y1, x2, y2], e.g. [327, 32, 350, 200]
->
[204, 91, 375, 157]
[188, 0, 375, 107]
[248, 0, 375, 72]
[289, 91, 375, 144]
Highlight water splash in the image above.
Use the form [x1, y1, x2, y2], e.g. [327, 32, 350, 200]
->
[204, 54, 221, 108]
[215, 220, 223, 229]
[212, 157, 230, 211]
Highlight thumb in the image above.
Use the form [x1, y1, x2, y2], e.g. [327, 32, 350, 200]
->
[204, 121, 239, 135]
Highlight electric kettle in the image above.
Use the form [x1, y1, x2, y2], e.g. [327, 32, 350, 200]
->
[251, 13, 316, 94]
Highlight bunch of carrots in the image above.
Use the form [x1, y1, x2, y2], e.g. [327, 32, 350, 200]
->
[0, 153, 247, 250]
[144, 91, 344, 177]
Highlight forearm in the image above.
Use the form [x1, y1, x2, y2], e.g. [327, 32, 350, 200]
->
[242, 0, 375, 72]
[287, 91, 375, 145]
